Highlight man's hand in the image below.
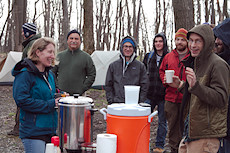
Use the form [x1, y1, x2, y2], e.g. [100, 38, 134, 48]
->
[185, 67, 196, 88]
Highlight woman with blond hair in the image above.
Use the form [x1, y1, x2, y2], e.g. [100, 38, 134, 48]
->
[12, 37, 60, 153]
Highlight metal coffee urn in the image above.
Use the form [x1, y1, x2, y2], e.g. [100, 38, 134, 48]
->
[58, 95, 95, 153]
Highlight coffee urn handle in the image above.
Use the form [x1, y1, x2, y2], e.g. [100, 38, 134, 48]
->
[148, 111, 158, 123]
[99, 108, 107, 120]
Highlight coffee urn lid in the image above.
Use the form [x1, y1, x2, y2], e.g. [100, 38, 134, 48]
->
[107, 103, 151, 116]
[59, 96, 93, 105]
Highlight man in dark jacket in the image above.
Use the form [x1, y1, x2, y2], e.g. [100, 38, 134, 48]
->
[52, 30, 96, 95]
[143, 32, 168, 153]
[8, 23, 41, 136]
[21, 23, 42, 59]
[213, 18, 230, 153]
[105, 36, 148, 104]
[171, 24, 229, 153]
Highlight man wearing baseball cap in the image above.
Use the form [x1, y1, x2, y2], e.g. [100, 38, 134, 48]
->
[159, 28, 190, 153]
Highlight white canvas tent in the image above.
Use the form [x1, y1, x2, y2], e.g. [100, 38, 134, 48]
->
[0, 51, 22, 85]
[91, 51, 120, 89]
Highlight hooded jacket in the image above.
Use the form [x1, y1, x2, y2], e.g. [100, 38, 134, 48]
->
[105, 36, 148, 104]
[182, 24, 229, 139]
[143, 32, 168, 101]
[213, 18, 230, 65]
[12, 58, 57, 139]
[213, 18, 230, 139]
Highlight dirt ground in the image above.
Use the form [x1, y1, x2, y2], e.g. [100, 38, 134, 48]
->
[0, 86, 169, 153]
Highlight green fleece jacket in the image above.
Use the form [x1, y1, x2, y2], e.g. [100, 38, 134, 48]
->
[21, 33, 41, 59]
[52, 48, 96, 95]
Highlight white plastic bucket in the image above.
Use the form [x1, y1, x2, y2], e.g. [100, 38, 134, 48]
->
[124, 85, 140, 105]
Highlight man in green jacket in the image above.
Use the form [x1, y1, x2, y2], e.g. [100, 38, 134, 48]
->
[52, 30, 96, 95]
[8, 23, 41, 136]
[170, 24, 229, 153]
[21, 23, 41, 59]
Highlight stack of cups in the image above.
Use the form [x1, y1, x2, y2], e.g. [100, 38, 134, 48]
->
[45, 143, 54, 153]
[124, 85, 140, 105]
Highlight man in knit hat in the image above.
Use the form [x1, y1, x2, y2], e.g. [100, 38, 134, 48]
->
[159, 28, 190, 153]
[105, 36, 148, 104]
[52, 29, 96, 96]
[21, 23, 41, 59]
[7, 23, 41, 136]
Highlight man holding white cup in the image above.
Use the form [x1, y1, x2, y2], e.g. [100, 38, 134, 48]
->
[159, 28, 190, 153]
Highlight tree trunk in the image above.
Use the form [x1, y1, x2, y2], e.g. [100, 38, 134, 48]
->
[43, 0, 50, 36]
[205, 0, 209, 22]
[210, 0, 215, 24]
[12, 0, 27, 52]
[155, 0, 160, 34]
[223, 0, 229, 18]
[197, 0, 201, 24]
[172, 0, 194, 31]
[83, 0, 95, 54]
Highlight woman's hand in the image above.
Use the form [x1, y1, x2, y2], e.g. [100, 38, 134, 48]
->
[55, 97, 61, 107]
[185, 67, 196, 88]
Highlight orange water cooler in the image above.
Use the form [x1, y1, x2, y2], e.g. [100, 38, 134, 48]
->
[100, 104, 157, 153]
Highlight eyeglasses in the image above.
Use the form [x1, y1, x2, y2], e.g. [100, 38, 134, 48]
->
[188, 39, 202, 45]
[123, 45, 133, 49]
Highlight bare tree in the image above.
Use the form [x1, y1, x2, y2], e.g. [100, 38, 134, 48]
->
[12, 0, 27, 52]
[83, 0, 95, 54]
[112, 0, 122, 51]
[155, 0, 161, 34]
[172, 0, 194, 31]
[196, 0, 201, 24]
[210, 0, 215, 24]
[216, 0, 223, 22]
[223, 0, 229, 18]
[43, 0, 51, 36]
[205, 0, 210, 22]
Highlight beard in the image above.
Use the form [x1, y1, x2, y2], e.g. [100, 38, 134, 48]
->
[176, 45, 187, 52]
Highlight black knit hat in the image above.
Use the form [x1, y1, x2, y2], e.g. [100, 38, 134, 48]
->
[22, 23, 37, 38]
[67, 29, 82, 41]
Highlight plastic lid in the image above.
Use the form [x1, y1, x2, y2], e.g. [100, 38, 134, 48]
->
[51, 136, 59, 146]
[59, 96, 93, 105]
[107, 103, 151, 116]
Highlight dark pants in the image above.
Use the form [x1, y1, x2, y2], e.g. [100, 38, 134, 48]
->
[13, 107, 20, 132]
[164, 101, 182, 152]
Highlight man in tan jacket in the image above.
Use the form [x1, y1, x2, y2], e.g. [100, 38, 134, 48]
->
[170, 24, 229, 153]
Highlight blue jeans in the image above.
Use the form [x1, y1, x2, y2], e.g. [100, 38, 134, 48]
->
[219, 138, 230, 153]
[22, 138, 46, 153]
[145, 99, 167, 149]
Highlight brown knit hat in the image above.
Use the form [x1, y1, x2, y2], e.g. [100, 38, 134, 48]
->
[175, 28, 188, 41]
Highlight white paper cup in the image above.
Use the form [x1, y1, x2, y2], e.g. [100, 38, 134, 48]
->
[45, 143, 54, 153]
[124, 85, 140, 105]
[165, 70, 175, 83]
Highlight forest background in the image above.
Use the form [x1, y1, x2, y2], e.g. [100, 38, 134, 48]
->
[0, 0, 229, 61]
